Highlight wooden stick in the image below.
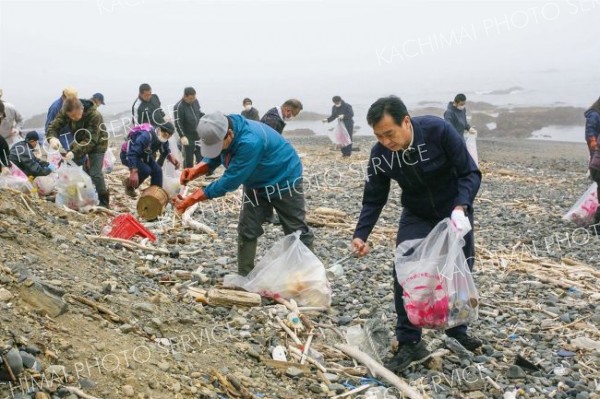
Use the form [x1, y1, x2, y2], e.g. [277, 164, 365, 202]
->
[485, 376, 502, 391]
[331, 384, 371, 399]
[547, 315, 591, 332]
[70, 295, 121, 322]
[273, 296, 315, 330]
[288, 346, 327, 373]
[300, 330, 314, 365]
[20, 194, 35, 214]
[335, 344, 425, 399]
[275, 316, 302, 346]
[62, 386, 104, 399]
[1, 353, 16, 382]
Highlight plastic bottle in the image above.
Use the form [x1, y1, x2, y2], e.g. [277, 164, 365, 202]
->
[287, 312, 302, 329]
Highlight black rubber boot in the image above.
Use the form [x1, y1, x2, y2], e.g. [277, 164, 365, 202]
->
[237, 237, 258, 277]
[98, 191, 110, 209]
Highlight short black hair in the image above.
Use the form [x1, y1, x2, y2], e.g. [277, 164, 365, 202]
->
[184, 87, 196, 96]
[367, 95, 409, 127]
[139, 83, 151, 93]
[454, 93, 467, 103]
[0, 100, 4, 118]
[243, 98, 252, 105]
[332, 95, 342, 103]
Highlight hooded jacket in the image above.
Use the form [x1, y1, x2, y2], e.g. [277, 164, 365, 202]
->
[444, 102, 470, 134]
[125, 125, 171, 169]
[203, 115, 302, 200]
[174, 99, 204, 140]
[46, 99, 107, 159]
[9, 141, 52, 177]
[353, 116, 481, 242]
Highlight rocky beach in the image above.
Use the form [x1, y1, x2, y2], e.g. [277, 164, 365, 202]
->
[0, 135, 599, 399]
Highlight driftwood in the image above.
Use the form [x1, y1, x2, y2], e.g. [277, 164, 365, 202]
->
[275, 316, 302, 346]
[85, 234, 205, 257]
[62, 386, 104, 399]
[210, 368, 258, 399]
[289, 345, 327, 373]
[335, 344, 426, 399]
[206, 288, 261, 308]
[70, 295, 121, 322]
[331, 384, 371, 399]
[182, 203, 217, 237]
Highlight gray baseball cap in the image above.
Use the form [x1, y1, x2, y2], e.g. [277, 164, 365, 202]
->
[197, 112, 229, 158]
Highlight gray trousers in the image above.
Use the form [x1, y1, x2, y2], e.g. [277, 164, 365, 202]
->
[237, 181, 314, 276]
[79, 152, 107, 195]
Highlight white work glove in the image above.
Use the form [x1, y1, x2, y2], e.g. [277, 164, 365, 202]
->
[321, 118, 328, 123]
[338, 114, 344, 120]
[468, 127, 477, 134]
[49, 137, 61, 150]
[181, 136, 189, 146]
[64, 152, 74, 161]
[450, 208, 471, 237]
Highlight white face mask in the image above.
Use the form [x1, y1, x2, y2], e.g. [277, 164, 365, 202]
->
[335, 103, 342, 108]
[456, 105, 465, 111]
[244, 104, 252, 111]
[158, 133, 169, 143]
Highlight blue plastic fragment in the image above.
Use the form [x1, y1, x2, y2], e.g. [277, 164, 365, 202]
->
[557, 349, 576, 357]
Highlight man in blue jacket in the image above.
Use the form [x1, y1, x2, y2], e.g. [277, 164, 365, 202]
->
[173, 112, 313, 276]
[121, 122, 180, 197]
[351, 96, 482, 372]
[584, 96, 600, 159]
[9, 131, 56, 177]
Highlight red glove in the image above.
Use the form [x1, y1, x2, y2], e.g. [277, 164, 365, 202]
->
[173, 188, 208, 214]
[180, 162, 210, 185]
[167, 154, 180, 169]
[129, 169, 139, 188]
[587, 136, 598, 156]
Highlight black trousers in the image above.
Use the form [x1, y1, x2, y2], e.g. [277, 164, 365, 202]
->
[237, 182, 314, 274]
[183, 141, 202, 169]
[341, 120, 354, 156]
[393, 208, 475, 343]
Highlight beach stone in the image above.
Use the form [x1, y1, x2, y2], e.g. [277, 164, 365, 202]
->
[285, 367, 304, 378]
[507, 365, 527, 379]
[122, 385, 135, 397]
[0, 288, 13, 302]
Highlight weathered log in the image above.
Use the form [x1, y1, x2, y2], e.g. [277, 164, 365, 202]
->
[206, 288, 261, 307]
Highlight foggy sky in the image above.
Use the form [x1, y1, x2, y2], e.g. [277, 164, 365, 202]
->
[1, 0, 599, 119]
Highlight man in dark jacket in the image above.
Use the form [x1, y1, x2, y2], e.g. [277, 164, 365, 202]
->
[132, 83, 168, 127]
[174, 87, 205, 168]
[9, 131, 55, 177]
[241, 98, 260, 121]
[323, 96, 354, 157]
[259, 99, 303, 224]
[46, 98, 110, 208]
[173, 112, 313, 276]
[0, 101, 10, 172]
[351, 96, 482, 373]
[260, 99, 303, 134]
[121, 122, 180, 197]
[444, 93, 477, 137]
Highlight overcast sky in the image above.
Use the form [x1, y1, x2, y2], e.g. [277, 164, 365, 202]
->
[1, 0, 599, 119]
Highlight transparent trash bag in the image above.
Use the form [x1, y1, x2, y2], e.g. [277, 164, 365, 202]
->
[55, 162, 98, 211]
[395, 218, 479, 330]
[224, 231, 331, 307]
[563, 183, 598, 227]
[0, 164, 34, 193]
[345, 314, 390, 364]
[162, 161, 181, 198]
[33, 173, 58, 196]
[465, 132, 479, 166]
[102, 148, 116, 174]
[330, 120, 352, 146]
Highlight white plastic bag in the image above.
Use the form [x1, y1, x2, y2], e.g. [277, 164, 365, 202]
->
[224, 232, 331, 307]
[102, 148, 116, 174]
[563, 183, 598, 227]
[33, 174, 58, 196]
[395, 218, 479, 330]
[465, 132, 479, 166]
[55, 162, 98, 211]
[162, 161, 181, 198]
[0, 164, 34, 193]
[330, 120, 352, 146]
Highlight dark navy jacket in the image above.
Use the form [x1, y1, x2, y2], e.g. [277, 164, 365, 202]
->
[260, 107, 285, 134]
[353, 116, 481, 242]
[242, 107, 260, 121]
[443, 102, 470, 134]
[327, 101, 354, 136]
[125, 127, 170, 169]
[9, 140, 52, 177]
[132, 94, 167, 127]
[45, 97, 63, 131]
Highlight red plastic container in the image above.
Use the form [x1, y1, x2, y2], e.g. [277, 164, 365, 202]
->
[107, 213, 156, 242]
